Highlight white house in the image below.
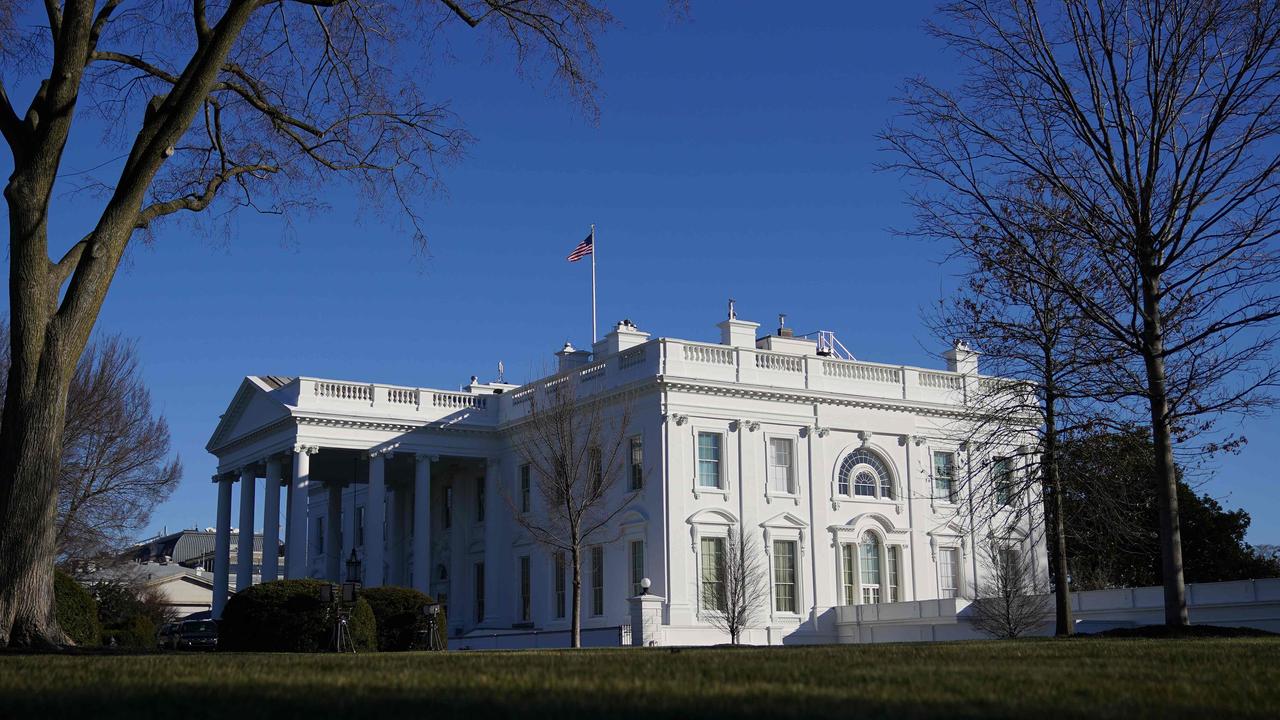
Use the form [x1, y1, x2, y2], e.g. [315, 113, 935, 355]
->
[205, 310, 1046, 646]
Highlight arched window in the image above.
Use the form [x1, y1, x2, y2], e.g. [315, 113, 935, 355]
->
[860, 532, 881, 604]
[837, 449, 895, 500]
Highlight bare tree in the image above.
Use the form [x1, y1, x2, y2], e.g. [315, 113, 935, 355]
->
[700, 526, 767, 646]
[883, 0, 1280, 627]
[970, 540, 1050, 639]
[928, 210, 1120, 636]
[56, 336, 182, 563]
[1, 320, 181, 566]
[0, 0, 616, 646]
[509, 378, 633, 648]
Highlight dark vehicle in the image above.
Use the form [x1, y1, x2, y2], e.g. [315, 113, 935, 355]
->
[175, 619, 218, 650]
[156, 622, 180, 650]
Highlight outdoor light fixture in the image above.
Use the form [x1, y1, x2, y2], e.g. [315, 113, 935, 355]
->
[640, 577, 652, 595]
[345, 548, 362, 584]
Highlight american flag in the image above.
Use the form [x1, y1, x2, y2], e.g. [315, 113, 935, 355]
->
[566, 233, 593, 262]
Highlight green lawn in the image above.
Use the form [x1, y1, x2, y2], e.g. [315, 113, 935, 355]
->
[1, 638, 1277, 719]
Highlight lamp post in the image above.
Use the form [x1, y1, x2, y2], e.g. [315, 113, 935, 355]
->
[346, 548, 362, 584]
[640, 577, 651, 595]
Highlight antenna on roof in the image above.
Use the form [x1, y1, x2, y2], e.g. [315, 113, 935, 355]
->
[497, 361, 505, 384]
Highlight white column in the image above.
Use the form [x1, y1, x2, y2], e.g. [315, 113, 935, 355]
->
[326, 481, 343, 581]
[412, 454, 433, 595]
[481, 458, 501, 625]
[235, 466, 257, 592]
[212, 475, 234, 618]
[262, 457, 283, 582]
[366, 451, 387, 586]
[286, 445, 315, 579]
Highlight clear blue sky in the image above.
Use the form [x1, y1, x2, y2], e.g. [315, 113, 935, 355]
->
[4, 3, 1277, 544]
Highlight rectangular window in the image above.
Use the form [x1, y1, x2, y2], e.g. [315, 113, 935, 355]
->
[697, 432, 722, 488]
[841, 543, 856, 606]
[314, 517, 324, 554]
[768, 438, 795, 494]
[630, 540, 645, 597]
[773, 540, 797, 613]
[474, 562, 485, 622]
[519, 556, 531, 623]
[887, 546, 900, 603]
[444, 486, 453, 529]
[476, 478, 486, 523]
[939, 548, 959, 599]
[591, 546, 604, 616]
[860, 544, 881, 604]
[589, 446, 603, 494]
[700, 537, 725, 611]
[554, 551, 566, 619]
[933, 451, 956, 502]
[355, 506, 365, 547]
[993, 457, 1014, 507]
[629, 437, 644, 491]
[520, 464, 531, 513]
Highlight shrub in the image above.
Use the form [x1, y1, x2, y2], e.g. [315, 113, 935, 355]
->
[359, 586, 448, 651]
[219, 579, 377, 652]
[103, 614, 156, 648]
[53, 570, 101, 647]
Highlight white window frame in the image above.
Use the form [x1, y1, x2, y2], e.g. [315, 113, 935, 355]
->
[628, 435, 644, 492]
[937, 546, 962, 599]
[764, 434, 798, 498]
[629, 539, 645, 598]
[831, 522, 910, 605]
[992, 455, 1016, 508]
[519, 464, 531, 514]
[590, 545, 605, 617]
[517, 555, 532, 623]
[833, 447, 899, 504]
[762, 520, 806, 621]
[770, 538, 800, 615]
[693, 428, 728, 495]
[859, 531, 883, 605]
[552, 551, 567, 621]
[697, 534, 727, 615]
[931, 449, 959, 505]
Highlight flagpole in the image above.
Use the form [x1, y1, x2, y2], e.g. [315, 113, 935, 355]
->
[590, 224, 597, 344]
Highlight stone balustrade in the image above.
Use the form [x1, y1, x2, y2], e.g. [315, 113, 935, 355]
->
[293, 335, 975, 430]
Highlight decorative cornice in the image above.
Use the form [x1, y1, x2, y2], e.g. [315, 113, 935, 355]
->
[292, 444, 320, 455]
[660, 378, 974, 420]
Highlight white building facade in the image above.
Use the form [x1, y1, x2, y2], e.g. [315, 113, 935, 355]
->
[206, 312, 1046, 646]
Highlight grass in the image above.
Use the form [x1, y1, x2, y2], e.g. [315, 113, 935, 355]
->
[1, 638, 1277, 719]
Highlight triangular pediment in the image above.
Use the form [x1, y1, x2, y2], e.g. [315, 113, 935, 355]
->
[206, 377, 294, 452]
[760, 511, 808, 530]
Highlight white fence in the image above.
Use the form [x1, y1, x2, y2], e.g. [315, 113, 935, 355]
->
[836, 577, 1280, 644]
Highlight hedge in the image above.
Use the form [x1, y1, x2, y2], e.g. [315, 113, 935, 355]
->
[102, 614, 156, 648]
[53, 570, 101, 647]
[359, 586, 447, 651]
[219, 579, 376, 652]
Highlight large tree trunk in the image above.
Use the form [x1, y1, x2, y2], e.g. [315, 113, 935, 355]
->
[1140, 258, 1188, 627]
[1042, 388, 1074, 636]
[570, 545, 582, 648]
[0, 163, 81, 647]
[0, 370, 73, 647]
